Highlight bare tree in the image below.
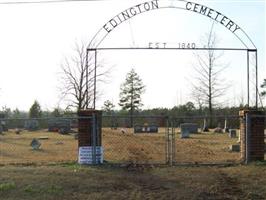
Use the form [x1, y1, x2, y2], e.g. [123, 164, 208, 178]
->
[59, 42, 107, 111]
[191, 25, 230, 127]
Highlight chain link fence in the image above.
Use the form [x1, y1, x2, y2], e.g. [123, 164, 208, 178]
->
[102, 115, 168, 164]
[0, 117, 79, 165]
[0, 114, 265, 165]
[171, 115, 241, 164]
[102, 115, 243, 165]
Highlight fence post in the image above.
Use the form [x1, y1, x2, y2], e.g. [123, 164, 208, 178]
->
[239, 109, 264, 164]
[245, 113, 250, 164]
[92, 113, 96, 165]
[78, 110, 102, 165]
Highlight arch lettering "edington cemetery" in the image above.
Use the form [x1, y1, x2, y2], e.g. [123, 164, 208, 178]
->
[103, 0, 240, 34]
[88, 0, 256, 49]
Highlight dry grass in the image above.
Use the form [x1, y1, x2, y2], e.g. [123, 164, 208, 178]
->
[103, 128, 242, 164]
[0, 130, 78, 164]
[0, 128, 264, 165]
[0, 128, 266, 199]
[0, 163, 266, 200]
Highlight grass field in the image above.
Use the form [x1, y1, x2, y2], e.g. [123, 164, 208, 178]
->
[1, 128, 266, 199]
[0, 128, 253, 164]
[0, 163, 266, 200]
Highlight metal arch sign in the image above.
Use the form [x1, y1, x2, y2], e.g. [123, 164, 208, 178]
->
[88, 0, 256, 49]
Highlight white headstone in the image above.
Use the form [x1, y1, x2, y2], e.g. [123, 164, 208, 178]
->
[223, 119, 229, 133]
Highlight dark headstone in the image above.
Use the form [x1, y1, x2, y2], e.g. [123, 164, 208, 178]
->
[30, 138, 41, 150]
[229, 129, 237, 138]
[134, 125, 142, 133]
[149, 125, 158, 133]
[48, 119, 71, 132]
[1, 121, 8, 132]
[230, 144, 240, 152]
[180, 123, 198, 134]
[180, 129, 190, 138]
[223, 128, 229, 133]
[202, 119, 209, 132]
[134, 124, 158, 133]
[59, 127, 69, 134]
[24, 120, 39, 131]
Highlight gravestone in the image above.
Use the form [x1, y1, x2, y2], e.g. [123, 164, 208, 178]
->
[229, 129, 237, 138]
[180, 123, 198, 134]
[180, 123, 198, 138]
[38, 136, 49, 140]
[48, 119, 71, 133]
[223, 119, 229, 133]
[30, 138, 41, 150]
[24, 120, 39, 131]
[134, 124, 158, 133]
[1, 121, 8, 131]
[214, 127, 223, 133]
[230, 144, 240, 152]
[59, 127, 70, 134]
[180, 129, 190, 138]
[202, 118, 209, 132]
[149, 125, 158, 133]
[134, 125, 142, 133]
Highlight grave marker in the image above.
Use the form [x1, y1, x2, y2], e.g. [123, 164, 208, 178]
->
[30, 138, 41, 150]
[202, 118, 209, 132]
[24, 120, 39, 131]
[180, 123, 198, 138]
[229, 129, 237, 138]
[134, 124, 158, 133]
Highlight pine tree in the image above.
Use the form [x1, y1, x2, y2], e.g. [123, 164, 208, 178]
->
[119, 68, 145, 127]
[261, 79, 266, 97]
[29, 100, 42, 118]
[51, 108, 62, 117]
[102, 100, 115, 114]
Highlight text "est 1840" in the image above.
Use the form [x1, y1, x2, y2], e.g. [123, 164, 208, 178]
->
[148, 42, 196, 49]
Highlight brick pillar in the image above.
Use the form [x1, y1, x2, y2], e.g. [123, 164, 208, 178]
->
[78, 110, 102, 164]
[239, 110, 265, 163]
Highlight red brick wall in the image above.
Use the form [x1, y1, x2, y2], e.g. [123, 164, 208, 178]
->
[78, 110, 102, 147]
[239, 110, 265, 162]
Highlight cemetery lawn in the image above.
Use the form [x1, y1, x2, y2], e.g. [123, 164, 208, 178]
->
[0, 128, 244, 164]
[0, 163, 266, 200]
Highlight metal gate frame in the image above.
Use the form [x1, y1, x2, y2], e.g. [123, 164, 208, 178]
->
[86, 47, 259, 110]
[165, 117, 176, 165]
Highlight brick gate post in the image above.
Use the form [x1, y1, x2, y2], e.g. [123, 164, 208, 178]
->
[239, 110, 264, 163]
[77, 110, 102, 164]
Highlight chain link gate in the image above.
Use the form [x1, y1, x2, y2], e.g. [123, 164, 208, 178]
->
[165, 118, 176, 165]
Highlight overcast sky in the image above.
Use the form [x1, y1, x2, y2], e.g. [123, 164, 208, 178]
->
[0, 0, 265, 111]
